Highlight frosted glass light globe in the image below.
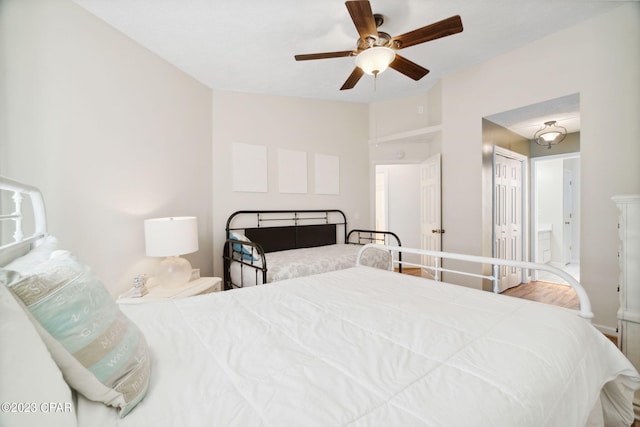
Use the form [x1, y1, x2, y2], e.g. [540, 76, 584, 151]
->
[355, 47, 396, 76]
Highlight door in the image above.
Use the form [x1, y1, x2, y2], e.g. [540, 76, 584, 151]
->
[494, 150, 524, 292]
[563, 169, 573, 265]
[375, 170, 388, 232]
[420, 154, 441, 279]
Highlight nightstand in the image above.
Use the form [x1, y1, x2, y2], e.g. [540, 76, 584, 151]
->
[117, 277, 222, 304]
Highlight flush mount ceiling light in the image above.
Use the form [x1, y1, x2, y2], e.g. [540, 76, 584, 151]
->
[354, 46, 396, 76]
[533, 120, 567, 149]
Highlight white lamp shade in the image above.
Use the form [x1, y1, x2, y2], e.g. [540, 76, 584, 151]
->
[144, 216, 198, 257]
[355, 47, 396, 75]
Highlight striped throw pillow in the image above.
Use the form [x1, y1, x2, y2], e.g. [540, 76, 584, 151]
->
[7, 250, 150, 417]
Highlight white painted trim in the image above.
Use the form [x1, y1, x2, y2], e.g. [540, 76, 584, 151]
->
[593, 323, 617, 338]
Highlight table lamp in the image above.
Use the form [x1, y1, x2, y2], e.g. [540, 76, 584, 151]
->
[144, 216, 198, 288]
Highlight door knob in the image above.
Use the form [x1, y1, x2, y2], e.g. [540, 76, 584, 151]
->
[565, 221, 570, 225]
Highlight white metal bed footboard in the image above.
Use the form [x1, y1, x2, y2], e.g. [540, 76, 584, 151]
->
[0, 176, 47, 263]
[357, 244, 593, 320]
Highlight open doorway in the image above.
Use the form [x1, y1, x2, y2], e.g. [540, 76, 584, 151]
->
[374, 163, 421, 250]
[483, 93, 581, 296]
[531, 153, 581, 285]
[374, 154, 442, 274]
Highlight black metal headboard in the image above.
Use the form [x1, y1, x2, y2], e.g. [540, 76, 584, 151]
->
[223, 209, 403, 290]
[244, 224, 337, 253]
[226, 210, 347, 253]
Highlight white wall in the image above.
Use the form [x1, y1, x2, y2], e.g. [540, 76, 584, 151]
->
[211, 90, 369, 277]
[440, 3, 640, 327]
[0, 0, 213, 294]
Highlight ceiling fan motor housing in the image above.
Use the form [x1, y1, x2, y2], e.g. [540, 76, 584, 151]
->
[357, 31, 393, 51]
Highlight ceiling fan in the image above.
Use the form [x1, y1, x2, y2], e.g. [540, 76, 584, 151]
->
[294, 0, 463, 90]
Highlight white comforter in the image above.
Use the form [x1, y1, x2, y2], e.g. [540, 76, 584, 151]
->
[77, 267, 639, 427]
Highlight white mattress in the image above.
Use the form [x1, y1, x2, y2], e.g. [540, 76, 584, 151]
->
[77, 267, 640, 427]
[230, 243, 391, 286]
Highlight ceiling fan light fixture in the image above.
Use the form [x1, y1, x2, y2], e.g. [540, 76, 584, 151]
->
[533, 120, 567, 149]
[355, 46, 396, 76]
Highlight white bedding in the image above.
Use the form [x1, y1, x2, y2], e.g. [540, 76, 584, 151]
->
[230, 243, 391, 286]
[77, 267, 640, 427]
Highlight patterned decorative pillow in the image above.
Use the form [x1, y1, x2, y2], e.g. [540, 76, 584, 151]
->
[228, 232, 259, 262]
[7, 250, 150, 417]
[0, 270, 77, 427]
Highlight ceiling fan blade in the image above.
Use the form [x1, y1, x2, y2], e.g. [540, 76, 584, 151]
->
[295, 51, 356, 61]
[389, 54, 430, 81]
[340, 67, 364, 90]
[346, 1, 378, 42]
[392, 15, 463, 49]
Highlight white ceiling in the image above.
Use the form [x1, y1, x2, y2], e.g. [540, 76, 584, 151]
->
[73, 0, 622, 105]
[485, 93, 581, 140]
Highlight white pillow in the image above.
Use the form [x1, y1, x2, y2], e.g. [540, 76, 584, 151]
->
[4, 235, 59, 274]
[7, 251, 151, 418]
[228, 232, 259, 262]
[0, 270, 77, 427]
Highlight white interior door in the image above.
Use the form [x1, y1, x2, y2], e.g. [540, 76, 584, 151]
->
[375, 170, 388, 232]
[420, 154, 441, 279]
[494, 151, 523, 292]
[563, 169, 573, 265]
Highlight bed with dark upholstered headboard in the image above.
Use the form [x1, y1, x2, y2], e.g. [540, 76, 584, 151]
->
[223, 210, 401, 290]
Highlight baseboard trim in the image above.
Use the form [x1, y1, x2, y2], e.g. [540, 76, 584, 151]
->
[593, 323, 617, 337]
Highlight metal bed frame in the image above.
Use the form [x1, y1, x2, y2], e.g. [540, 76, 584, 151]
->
[0, 177, 593, 321]
[223, 209, 402, 290]
[356, 244, 593, 320]
[0, 176, 47, 265]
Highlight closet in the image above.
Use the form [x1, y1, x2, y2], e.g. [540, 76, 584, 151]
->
[612, 195, 640, 418]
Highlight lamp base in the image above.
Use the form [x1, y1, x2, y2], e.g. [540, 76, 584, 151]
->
[156, 256, 192, 288]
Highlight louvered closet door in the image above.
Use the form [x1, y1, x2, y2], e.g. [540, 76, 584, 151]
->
[495, 154, 522, 292]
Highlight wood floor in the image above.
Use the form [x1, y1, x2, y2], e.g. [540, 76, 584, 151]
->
[401, 267, 580, 309]
[501, 280, 579, 310]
